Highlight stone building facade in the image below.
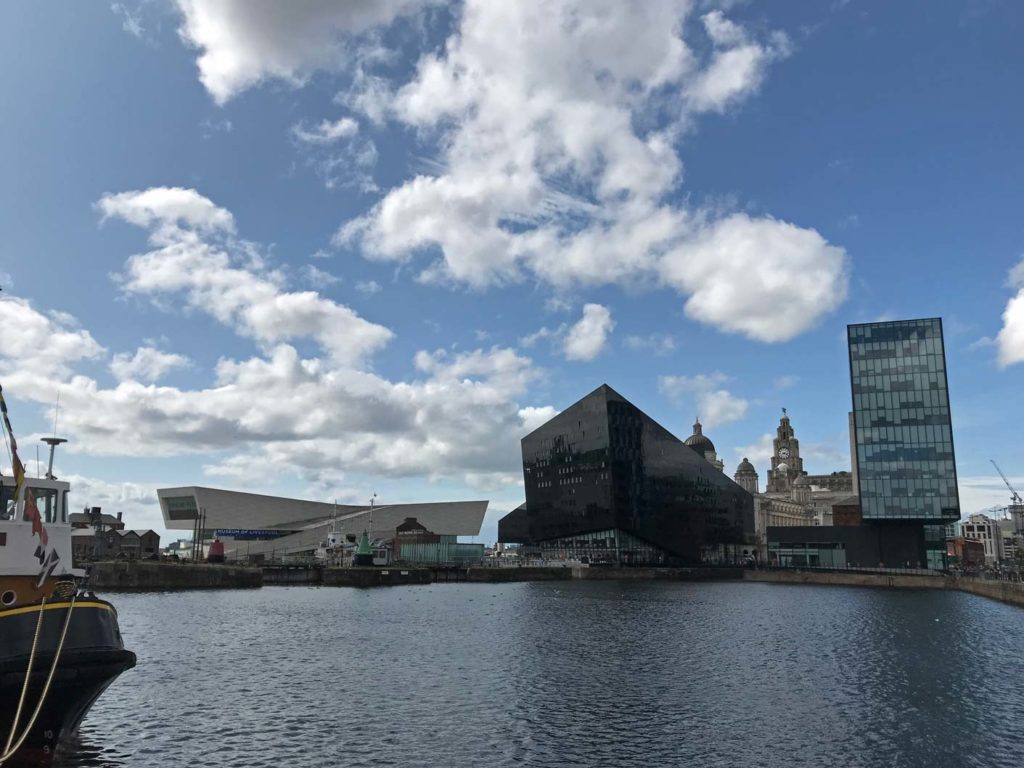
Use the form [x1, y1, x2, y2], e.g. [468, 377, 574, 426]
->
[736, 411, 856, 558]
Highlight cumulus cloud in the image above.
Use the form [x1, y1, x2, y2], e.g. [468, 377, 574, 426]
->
[0, 192, 555, 493]
[659, 213, 847, 342]
[685, 11, 791, 113]
[0, 297, 104, 384]
[658, 372, 749, 428]
[330, 0, 846, 341]
[563, 304, 615, 361]
[174, 0, 434, 104]
[97, 186, 235, 234]
[166, 2, 847, 342]
[996, 256, 1024, 367]
[110, 346, 190, 383]
[65, 473, 165, 533]
[100, 187, 392, 367]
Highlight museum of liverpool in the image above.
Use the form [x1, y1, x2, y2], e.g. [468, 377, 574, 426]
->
[498, 384, 755, 565]
[157, 486, 487, 561]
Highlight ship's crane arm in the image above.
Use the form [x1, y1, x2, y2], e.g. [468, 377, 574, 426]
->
[991, 459, 1023, 505]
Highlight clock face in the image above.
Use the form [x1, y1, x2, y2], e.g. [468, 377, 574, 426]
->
[778, 447, 791, 460]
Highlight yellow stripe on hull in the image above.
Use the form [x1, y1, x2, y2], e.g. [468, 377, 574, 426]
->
[0, 601, 116, 619]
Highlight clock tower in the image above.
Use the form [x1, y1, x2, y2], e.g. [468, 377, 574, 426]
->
[766, 409, 804, 493]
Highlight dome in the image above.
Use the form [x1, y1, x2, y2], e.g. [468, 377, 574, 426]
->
[794, 475, 811, 487]
[684, 419, 716, 458]
[736, 458, 756, 474]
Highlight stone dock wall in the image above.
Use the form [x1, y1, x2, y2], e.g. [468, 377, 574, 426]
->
[89, 561, 262, 591]
[464, 566, 744, 582]
[322, 566, 432, 587]
[84, 561, 1024, 607]
[744, 569, 1024, 608]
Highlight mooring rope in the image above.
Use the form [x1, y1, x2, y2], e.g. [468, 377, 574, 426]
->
[0, 593, 78, 765]
[1, 596, 46, 756]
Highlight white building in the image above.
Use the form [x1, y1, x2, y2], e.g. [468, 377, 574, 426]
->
[961, 513, 1003, 564]
[157, 486, 487, 561]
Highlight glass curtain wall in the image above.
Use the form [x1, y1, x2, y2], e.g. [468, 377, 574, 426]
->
[848, 318, 960, 568]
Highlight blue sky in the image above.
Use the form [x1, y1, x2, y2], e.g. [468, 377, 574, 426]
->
[1, 1, 1022, 543]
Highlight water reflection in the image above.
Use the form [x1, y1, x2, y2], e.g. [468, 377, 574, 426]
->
[52, 584, 1024, 768]
[53, 734, 128, 768]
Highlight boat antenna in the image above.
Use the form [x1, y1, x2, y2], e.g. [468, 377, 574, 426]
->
[52, 390, 61, 438]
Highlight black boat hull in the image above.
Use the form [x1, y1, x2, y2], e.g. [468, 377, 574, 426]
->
[0, 600, 136, 766]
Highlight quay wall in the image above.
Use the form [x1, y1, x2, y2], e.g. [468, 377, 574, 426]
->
[744, 569, 1024, 608]
[575, 566, 742, 581]
[322, 566, 432, 587]
[743, 569, 945, 590]
[466, 566, 573, 583]
[89, 561, 262, 591]
[263, 566, 322, 585]
[465, 566, 743, 583]
[947, 577, 1024, 608]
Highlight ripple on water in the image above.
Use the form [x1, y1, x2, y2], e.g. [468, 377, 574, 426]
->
[49, 582, 1024, 768]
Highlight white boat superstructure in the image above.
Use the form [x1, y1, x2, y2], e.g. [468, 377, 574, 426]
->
[0, 473, 77, 582]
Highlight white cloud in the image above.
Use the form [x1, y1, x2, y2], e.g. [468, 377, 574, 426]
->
[563, 304, 614, 362]
[732, 433, 774, 470]
[685, 12, 790, 113]
[174, 0, 434, 104]
[0, 193, 556, 494]
[100, 187, 392, 367]
[958, 475, 1024, 519]
[292, 117, 359, 144]
[97, 186, 235, 235]
[519, 327, 553, 349]
[303, 264, 341, 287]
[624, 333, 676, 355]
[335, 1, 847, 342]
[111, 346, 190, 383]
[291, 118, 379, 191]
[658, 213, 848, 342]
[111, 3, 145, 39]
[65, 473, 164, 535]
[773, 374, 799, 389]
[355, 280, 382, 296]
[996, 256, 1024, 367]
[0, 297, 104, 384]
[658, 371, 748, 428]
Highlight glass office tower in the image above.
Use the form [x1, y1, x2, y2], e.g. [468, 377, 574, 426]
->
[498, 384, 754, 564]
[848, 318, 960, 569]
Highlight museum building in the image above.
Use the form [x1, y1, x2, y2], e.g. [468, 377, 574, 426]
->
[498, 384, 755, 565]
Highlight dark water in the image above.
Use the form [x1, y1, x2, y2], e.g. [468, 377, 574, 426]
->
[54, 582, 1024, 768]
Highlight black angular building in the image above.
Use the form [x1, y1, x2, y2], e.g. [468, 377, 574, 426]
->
[498, 385, 754, 565]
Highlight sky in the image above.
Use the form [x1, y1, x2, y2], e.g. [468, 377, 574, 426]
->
[1, 0, 1023, 544]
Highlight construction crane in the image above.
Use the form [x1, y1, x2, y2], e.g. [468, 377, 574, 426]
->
[991, 459, 1023, 506]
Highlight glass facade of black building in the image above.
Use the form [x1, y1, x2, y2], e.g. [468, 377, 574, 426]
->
[848, 318, 960, 569]
[498, 385, 754, 565]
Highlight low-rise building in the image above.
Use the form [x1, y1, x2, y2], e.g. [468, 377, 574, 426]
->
[947, 537, 985, 567]
[961, 514, 1003, 564]
[71, 527, 160, 566]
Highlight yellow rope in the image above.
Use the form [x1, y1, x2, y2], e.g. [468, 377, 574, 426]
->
[0, 593, 77, 765]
